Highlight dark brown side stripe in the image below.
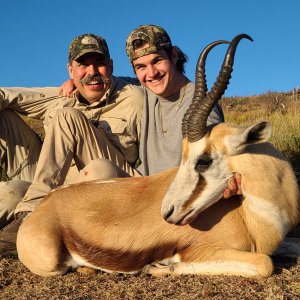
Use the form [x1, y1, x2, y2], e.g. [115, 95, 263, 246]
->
[63, 227, 179, 273]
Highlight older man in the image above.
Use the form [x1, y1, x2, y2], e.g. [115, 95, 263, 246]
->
[0, 33, 144, 256]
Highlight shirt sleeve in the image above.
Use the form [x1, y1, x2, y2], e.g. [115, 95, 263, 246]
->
[0, 87, 62, 120]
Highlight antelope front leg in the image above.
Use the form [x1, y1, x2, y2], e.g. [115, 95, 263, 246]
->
[144, 249, 274, 278]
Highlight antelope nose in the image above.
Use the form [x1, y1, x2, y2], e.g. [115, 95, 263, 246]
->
[163, 205, 174, 221]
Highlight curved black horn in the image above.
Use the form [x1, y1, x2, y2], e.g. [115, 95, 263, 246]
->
[194, 40, 230, 99]
[181, 40, 229, 137]
[224, 34, 253, 67]
[187, 33, 253, 142]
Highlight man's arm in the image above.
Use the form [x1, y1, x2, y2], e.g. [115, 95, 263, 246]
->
[58, 80, 76, 97]
[0, 87, 60, 119]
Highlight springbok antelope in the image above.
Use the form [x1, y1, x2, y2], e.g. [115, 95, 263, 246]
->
[16, 34, 300, 278]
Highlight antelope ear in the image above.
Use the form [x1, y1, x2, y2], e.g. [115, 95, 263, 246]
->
[226, 122, 272, 154]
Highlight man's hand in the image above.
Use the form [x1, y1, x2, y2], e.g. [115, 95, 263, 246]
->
[58, 79, 76, 97]
[223, 172, 242, 199]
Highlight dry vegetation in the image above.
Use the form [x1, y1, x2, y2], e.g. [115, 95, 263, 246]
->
[0, 91, 299, 299]
[0, 258, 300, 300]
[221, 90, 300, 182]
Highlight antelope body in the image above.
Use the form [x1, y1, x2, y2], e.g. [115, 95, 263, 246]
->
[16, 34, 300, 278]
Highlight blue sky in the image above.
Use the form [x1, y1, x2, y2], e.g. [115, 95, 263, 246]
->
[1, 0, 299, 96]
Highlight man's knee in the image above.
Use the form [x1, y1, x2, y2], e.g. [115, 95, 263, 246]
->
[55, 107, 86, 122]
[53, 108, 91, 135]
[76, 158, 130, 183]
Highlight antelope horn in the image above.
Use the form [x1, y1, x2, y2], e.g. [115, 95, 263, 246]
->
[187, 33, 253, 142]
[182, 40, 229, 137]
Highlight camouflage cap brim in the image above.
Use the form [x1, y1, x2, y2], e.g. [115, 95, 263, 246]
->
[70, 48, 106, 63]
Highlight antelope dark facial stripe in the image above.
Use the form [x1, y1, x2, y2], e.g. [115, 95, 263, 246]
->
[182, 174, 207, 212]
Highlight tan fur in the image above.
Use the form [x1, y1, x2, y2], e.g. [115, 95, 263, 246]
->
[16, 123, 300, 278]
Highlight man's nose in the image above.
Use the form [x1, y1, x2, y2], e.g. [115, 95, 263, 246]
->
[86, 64, 99, 74]
[147, 65, 158, 77]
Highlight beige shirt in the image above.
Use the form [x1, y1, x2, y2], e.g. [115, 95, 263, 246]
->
[0, 77, 144, 164]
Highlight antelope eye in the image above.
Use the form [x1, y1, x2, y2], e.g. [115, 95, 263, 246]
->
[195, 158, 213, 172]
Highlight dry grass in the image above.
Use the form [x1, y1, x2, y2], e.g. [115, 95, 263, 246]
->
[221, 91, 300, 181]
[0, 91, 299, 299]
[0, 258, 300, 300]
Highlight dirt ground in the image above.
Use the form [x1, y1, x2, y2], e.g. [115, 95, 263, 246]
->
[0, 255, 300, 300]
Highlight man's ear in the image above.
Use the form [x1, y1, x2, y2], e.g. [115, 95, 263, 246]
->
[67, 63, 74, 79]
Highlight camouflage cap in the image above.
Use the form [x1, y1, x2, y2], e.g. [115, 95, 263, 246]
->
[68, 33, 110, 63]
[126, 25, 172, 61]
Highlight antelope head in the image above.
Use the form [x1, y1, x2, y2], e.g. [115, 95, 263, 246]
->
[161, 34, 270, 225]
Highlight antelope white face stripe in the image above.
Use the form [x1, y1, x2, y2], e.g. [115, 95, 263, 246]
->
[162, 138, 232, 223]
[190, 151, 231, 213]
[161, 139, 207, 220]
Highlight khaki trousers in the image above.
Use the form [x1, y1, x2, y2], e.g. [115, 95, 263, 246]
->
[15, 107, 139, 213]
[0, 108, 139, 222]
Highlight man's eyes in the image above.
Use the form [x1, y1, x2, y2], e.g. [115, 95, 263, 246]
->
[135, 65, 145, 71]
[134, 60, 164, 71]
[96, 61, 107, 66]
[77, 61, 106, 67]
[153, 57, 163, 64]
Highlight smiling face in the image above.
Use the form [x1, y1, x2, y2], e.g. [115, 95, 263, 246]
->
[67, 52, 113, 104]
[132, 47, 185, 98]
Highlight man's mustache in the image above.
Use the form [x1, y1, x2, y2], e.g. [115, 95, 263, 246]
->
[79, 74, 111, 85]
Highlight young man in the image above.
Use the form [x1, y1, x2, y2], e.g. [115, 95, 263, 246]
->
[0, 33, 144, 256]
[125, 24, 224, 176]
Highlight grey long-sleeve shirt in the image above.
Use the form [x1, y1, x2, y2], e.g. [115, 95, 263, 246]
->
[138, 82, 224, 176]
